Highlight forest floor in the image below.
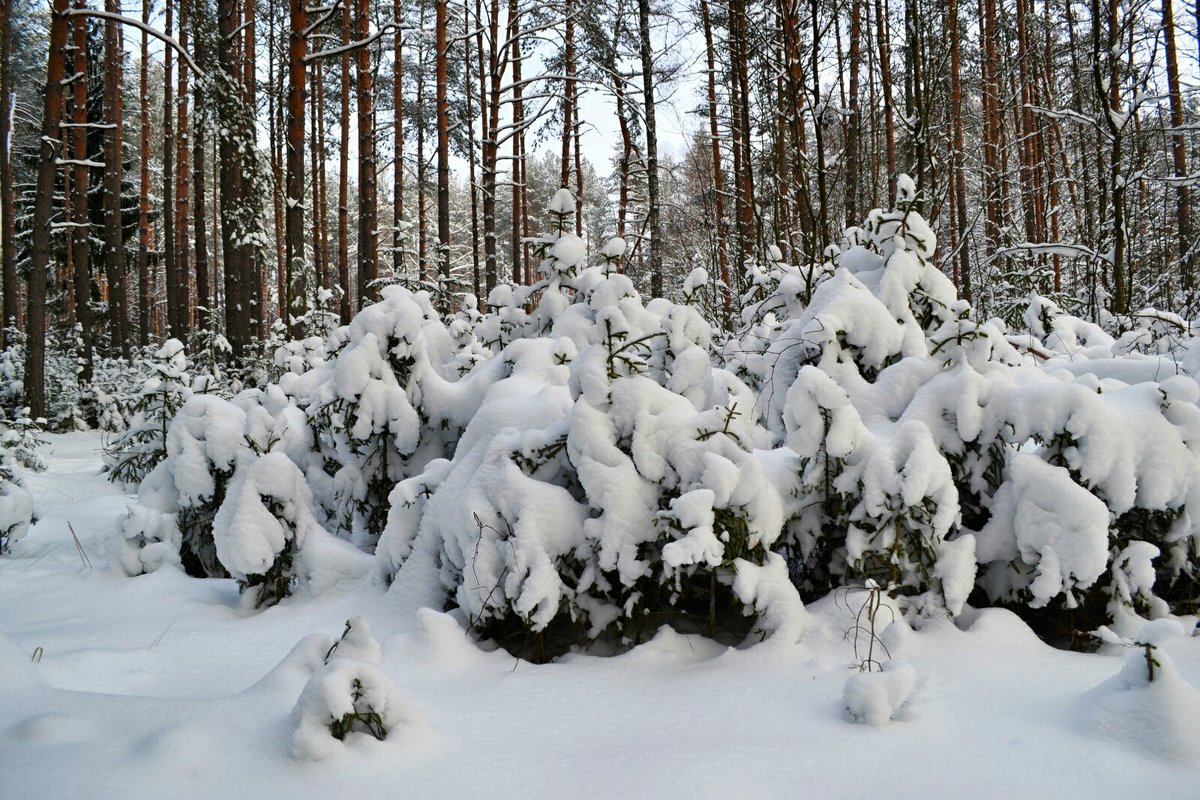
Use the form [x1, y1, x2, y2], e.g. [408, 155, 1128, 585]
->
[2, 432, 1199, 798]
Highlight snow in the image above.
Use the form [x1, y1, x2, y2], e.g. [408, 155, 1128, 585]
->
[842, 660, 917, 725]
[2, 433, 1199, 797]
[977, 453, 1111, 608]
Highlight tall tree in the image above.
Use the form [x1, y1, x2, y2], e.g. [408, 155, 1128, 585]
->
[509, 0, 524, 284]
[699, 0, 729, 320]
[176, 0, 192, 335]
[0, 0, 14, 343]
[947, 0, 971, 301]
[636, 0, 661, 296]
[26, 0, 71, 417]
[70, 3, 93, 376]
[436, 0, 451, 281]
[355, 0, 378, 307]
[163, 0, 177, 337]
[193, 1, 211, 331]
[338, 0, 352, 320]
[285, 0, 307, 331]
[104, 0, 130, 357]
[138, 0, 153, 347]
[393, 1, 405, 280]
[1162, 0, 1193, 298]
[216, 0, 258, 353]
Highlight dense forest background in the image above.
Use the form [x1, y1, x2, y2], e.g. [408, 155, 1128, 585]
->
[0, 0, 1197, 418]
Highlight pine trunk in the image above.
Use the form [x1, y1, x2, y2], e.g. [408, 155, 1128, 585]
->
[436, 0, 451, 283]
[355, 0, 378, 307]
[286, 0, 308, 332]
[104, 0, 130, 357]
[27, 0, 71, 417]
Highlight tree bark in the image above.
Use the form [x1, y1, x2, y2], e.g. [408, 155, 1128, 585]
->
[104, 0, 130, 357]
[482, 0, 502, 293]
[355, 0, 378, 307]
[393, 0, 405, 279]
[26, 0, 71, 417]
[69, 4, 93, 375]
[193, 18, 210, 332]
[700, 0, 730, 321]
[875, 0, 896, 203]
[510, 0, 524, 284]
[845, 0, 862, 226]
[436, 0, 451, 283]
[1163, 0, 1194, 296]
[0, 0, 15, 343]
[138, 0, 152, 347]
[338, 1, 352, 320]
[216, 0, 253, 353]
[637, 0, 661, 296]
[163, 0, 177, 339]
[176, 0, 192, 335]
[948, 0, 970, 300]
[286, 0, 307, 333]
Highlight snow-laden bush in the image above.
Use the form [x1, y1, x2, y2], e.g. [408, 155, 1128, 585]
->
[285, 285, 507, 546]
[0, 409, 47, 473]
[214, 451, 368, 608]
[0, 444, 34, 554]
[107, 178, 1200, 651]
[291, 618, 423, 761]
[760, 176, 1200, 629]
[110, 387, 369, 601]
[382, 193, 805, 660]
[766, 179, 975, 612]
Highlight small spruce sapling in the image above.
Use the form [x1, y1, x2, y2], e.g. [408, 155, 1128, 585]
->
[104, 340, 192, 486]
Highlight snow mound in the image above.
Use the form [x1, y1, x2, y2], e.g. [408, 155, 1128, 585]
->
[1082, 648, 1200, 764]
[842, 660, 917, 726]
[291, 619, 428, 761]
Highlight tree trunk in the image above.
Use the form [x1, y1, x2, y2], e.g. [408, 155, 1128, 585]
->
[163, 0, 176, 340]
[561, 0, 575, 220]
[138, 0, 152, 347]
[465, 0, 481, 298]
[355, 0, 378, 307]
[510, 0, 524, 284]
[69, 3, 93, 376]
[241, 0, 264, 335]
[637, 0, 661, 296]
[875, 0, 896, 203]
[0, 0, 13, 343]
[310, 60, 324, 295]
[948, 0, 970, 301]
[338, 2, 351, 320]
[268, 4, 285, 323]
[845, 0, 862, 226]
[193, 21, 210, 332]
[980, 0, 1002, 253]
[482, 0, 501, 292]
[216, 0, 253, 353]
[393, 1, 405, 279]
[436, 0, 451, 283]
[415, 15, 427, 282]
[286, 0, 307, 333]
[700, 0, 730, 321]
[1163, 0, 1194, 296]
[317, 62, 331, 290]
[26, 0, 71, 417]
[1093, 0, 1126, 313]
[104, 0, 130, 357]
[176, 0, 192, 335]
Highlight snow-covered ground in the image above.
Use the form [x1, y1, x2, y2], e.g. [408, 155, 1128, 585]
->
[3, 432, 1199, 799]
